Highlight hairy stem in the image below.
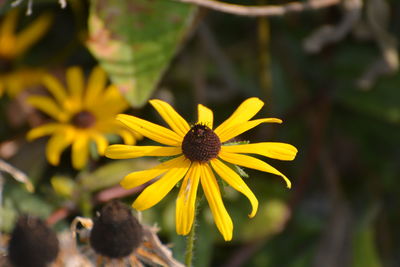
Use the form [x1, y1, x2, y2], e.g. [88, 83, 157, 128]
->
[185, 200, 199, 267]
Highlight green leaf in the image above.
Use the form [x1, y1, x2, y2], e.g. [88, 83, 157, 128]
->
[87, 0, 197, 107]
[78, 158, 158, 192]
[237, 199, 290, 242]
[352, 226, 382, 267]
[51, 175, 76, 198]
[1, 185, 53, 232]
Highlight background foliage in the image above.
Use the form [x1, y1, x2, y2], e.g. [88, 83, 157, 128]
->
[0, 0, 399, 266]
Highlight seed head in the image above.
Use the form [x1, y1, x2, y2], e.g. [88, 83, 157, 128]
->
[90, 200, 143, 258]
[182, 124, 221, 163]
[8, 215, 59, 267]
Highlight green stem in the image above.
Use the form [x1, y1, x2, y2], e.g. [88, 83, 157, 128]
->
[185, 200, 199, 267]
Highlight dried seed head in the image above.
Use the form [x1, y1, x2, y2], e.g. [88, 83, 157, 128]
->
[8, 215, 59, 267]
[71, 110, 96, 128]
[182, 124, 221, 163]
[90, 200, 143, 258]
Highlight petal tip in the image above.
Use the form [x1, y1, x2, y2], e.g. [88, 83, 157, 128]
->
[104, 145, 117, 158]
[119, 178, 132, 189]
[131, 202, 143, 211]
[223, 234, 233, 242]
[132, 201, 146, 211]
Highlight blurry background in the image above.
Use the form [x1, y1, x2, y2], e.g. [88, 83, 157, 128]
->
[0, 0, 399, 266]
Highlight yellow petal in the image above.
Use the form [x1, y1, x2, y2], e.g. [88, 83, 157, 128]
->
[46, 128, 75, 165]
[121, 155, 186, 189]
[42, 74, 67, 105]
[105, 145, 181, 159]
[218, 118, 282, 143]
[132, 157, 190, 210]
[27, 123, 62, 141]
[27, 96, 67, 122]
[176, 162, 201, 235]
[221, 142, 297, 161]
[91, 133, 108, 155]
[15, 13, 53, 56]
[0, 9, 17, 38]
[149, 99, 190, 137]
[210, 159, 258, 218]
[0, 9, 18, 57]
[219, 151, 291, 188]
[100, 85, 128, 114]
[85, 66, 106, 107]
[200, 163, 233, 241]
[117, 129, 136, 145]
[214, 98, 264, 136]
[66, 66, 84, 105]
[71, 132, 89, 169]
[117, 114, 182, 146]
[3, 68, 45, 97]
[197, 104, 213, 129]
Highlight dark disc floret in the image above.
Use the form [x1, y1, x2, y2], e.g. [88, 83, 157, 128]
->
[90, 200, 143, 259]
[182, 124, 221, 163]
[0, 57, 13, 73]
[8, 215, 59, 267]
[71, 110, 96, 128]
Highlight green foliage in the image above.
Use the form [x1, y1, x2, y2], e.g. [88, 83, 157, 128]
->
[1, 0, 400, 266]
[87, 0, 196, 107]
[78, 158, 157, 192]
[1, 185, 53, 232]
[352, 227, 382, 267]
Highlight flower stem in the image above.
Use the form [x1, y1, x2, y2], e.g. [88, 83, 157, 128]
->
[185, 200, 199, 267]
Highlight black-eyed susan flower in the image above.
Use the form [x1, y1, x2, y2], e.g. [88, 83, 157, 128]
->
[105, 98, 297, 241]
[0, 9, 52, 97]
[27, 66, 141, 169]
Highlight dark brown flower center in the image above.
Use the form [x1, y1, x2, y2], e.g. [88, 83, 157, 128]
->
[182, 124, 221, 163]
[71, 111, 96, 128]
[0, 57, 13, 73]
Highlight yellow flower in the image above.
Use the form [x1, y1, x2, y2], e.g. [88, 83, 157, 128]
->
[0, 9, 52, 96]
[105, 98, 297, 241]
[27, 66, 141, 169]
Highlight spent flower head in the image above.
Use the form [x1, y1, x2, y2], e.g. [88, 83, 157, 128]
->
[8, 215, 59, 267]
[27, 66, 141, 169]
[106, 98, 297, 241]
[90, 200, 143, 259]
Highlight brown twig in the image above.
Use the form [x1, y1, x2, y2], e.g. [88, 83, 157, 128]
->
[0, 159, 34, 192]
[173, 0, 340, 17]
[303, 0, 363, 53]
[94, 184, 149, 204]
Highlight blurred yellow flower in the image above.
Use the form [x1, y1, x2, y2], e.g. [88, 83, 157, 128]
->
[106, 98, 297, 241]
[27, 66, 141, 169]
[0, 9, 52, 97]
